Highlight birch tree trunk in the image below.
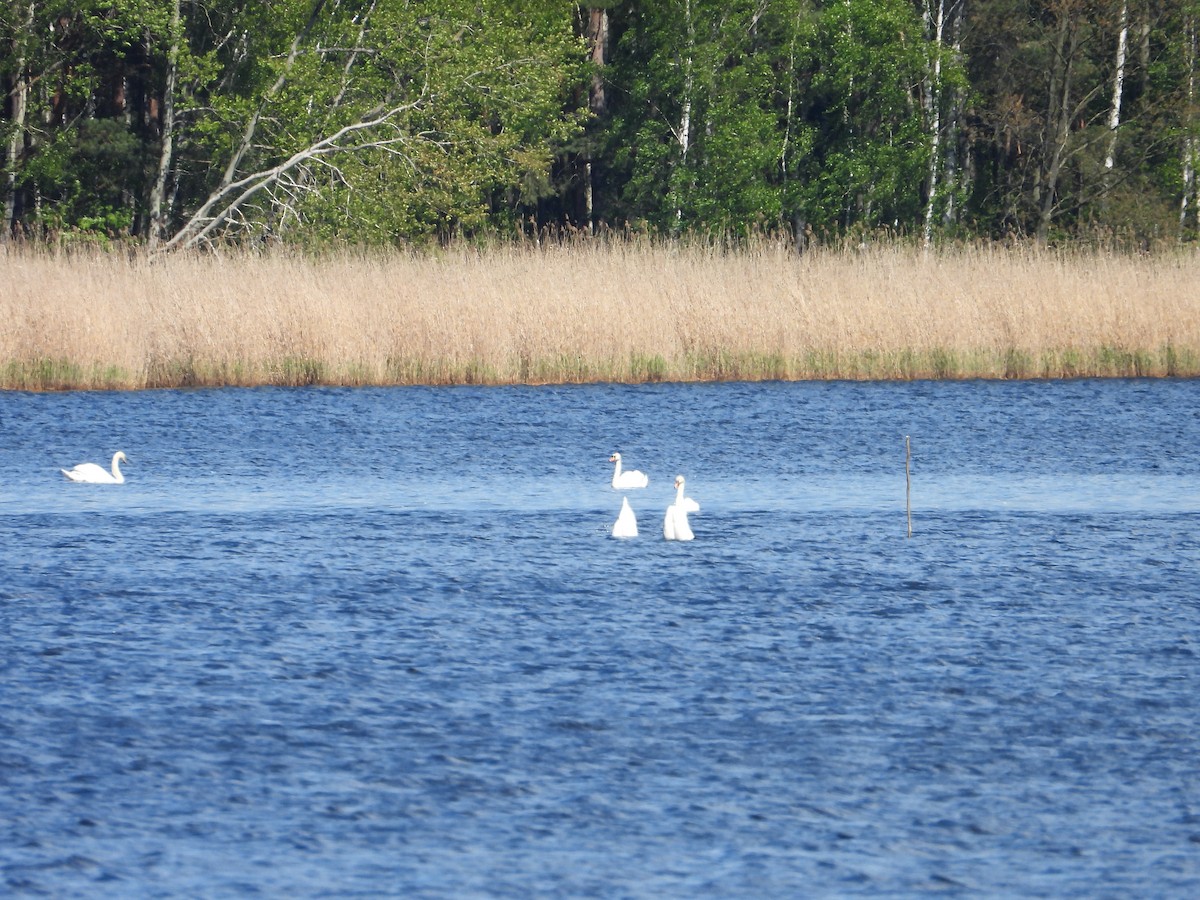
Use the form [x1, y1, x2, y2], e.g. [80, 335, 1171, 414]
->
[148, 0, 181, 248]
[3, 1, 34, 242]
[1104, 0, 1129, 172]
[941, 0, 966, 228]
[922, 0, 946, 247]
[781, 4, 804, 246]
[585, 6, 609, 233]
[1183, 13, 1198, 234]
[1037, 8, 1079, 244]
[673, 0, 694, 228]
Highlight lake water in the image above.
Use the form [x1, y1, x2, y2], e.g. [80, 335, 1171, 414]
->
[1, 379, 1198, 897]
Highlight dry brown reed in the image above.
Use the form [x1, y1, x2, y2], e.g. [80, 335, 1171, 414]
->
[2, 240, 1199, 390]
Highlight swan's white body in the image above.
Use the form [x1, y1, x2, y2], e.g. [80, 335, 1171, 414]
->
[610, 452, 649, 490]
[612, 496, 639, 538]
[62, 451, 127, 484]
[664, 475, 698, 541]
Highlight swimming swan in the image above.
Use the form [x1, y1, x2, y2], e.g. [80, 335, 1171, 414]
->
[663, 475, 699, 541]
[612, 496, 639, 538]
[62, 451, 128, 484]
[610, 452, 649, 490]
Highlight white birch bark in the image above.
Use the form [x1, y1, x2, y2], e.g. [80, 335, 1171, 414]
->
[158, 100, 422, 251]
[3, 1, 34, 241]
[222, 0, 328, 189]
[941, 0, 965, 227]
[780, 4, 804, 243]
[1183, 14, 1198, 232]
[585, 6, 608, 233]
[148, 0, 181, 248]
[1104, 0, 1129, 171]
[779, 9, 799, 187]
[673, 0, 694, 227]
[922, 0, 946, 247]
[331, 0, 377, 110]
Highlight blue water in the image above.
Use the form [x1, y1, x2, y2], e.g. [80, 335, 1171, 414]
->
[1, 380, 1198, 897]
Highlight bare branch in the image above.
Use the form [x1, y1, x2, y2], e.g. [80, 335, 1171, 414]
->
[332, 0, 378, 109]
[159, 99, 424, 251]
[221, 0, 329, 188]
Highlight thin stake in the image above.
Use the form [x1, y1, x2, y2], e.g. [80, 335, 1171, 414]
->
[905, 435, 912, 538]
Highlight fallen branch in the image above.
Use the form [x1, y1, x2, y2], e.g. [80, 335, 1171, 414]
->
[158, 100, 424, 251]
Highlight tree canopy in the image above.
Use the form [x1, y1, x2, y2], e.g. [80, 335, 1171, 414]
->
[2, 0, 1198, 248]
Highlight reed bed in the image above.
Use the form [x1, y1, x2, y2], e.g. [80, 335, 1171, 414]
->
[2, 241, 1199, 390]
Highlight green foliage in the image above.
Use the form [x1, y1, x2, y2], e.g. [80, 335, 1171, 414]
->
[173, 0, 588, 244]
[23, 120, 140, 235]
[603, 0, 802, 233]
[0, 0, 1197, 246]
[600, 0, 943, 237]
[796, 0, 932, 229]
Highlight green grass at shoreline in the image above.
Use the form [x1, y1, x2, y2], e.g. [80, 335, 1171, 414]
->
[5, 345, 1197, 392]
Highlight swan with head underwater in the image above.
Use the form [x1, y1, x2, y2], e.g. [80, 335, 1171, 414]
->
[62, 451, 128, 484]
[612, 496, 639, 538]
[609, 452, 649, 490]
[663, 474, 700, 541]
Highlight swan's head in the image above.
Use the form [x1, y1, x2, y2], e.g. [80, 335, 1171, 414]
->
[115, 451, 128, 463]
[674, 475, 685, 490]
[609, 452, 621, 463]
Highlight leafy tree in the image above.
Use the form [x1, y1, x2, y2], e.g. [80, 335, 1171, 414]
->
[601, 0, 798, 234]
[1, 0, 175, 239]
[795, 0, 933, 233]
[165, 0, 588, 247]
[598, 0, 949, 239]
[1, 0, 588, 245]
[3, 0, 1200, 247]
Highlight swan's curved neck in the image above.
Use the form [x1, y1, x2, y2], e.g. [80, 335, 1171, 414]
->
[111, 454, 123, 478]
[612, 457, 622, 478]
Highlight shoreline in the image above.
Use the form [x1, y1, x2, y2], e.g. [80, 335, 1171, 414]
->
[4, 348, 1196, 393]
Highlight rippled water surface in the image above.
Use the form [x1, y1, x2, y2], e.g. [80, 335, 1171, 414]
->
[2, 380, 1199, 897]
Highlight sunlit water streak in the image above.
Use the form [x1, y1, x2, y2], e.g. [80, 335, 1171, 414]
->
[1, 380, 1198, 896]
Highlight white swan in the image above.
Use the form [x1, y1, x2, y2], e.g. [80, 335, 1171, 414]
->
[612, 496, 638, 538]
[610, 452, 649, 490]
[62, 451, 128, 484]
[663, 475, 699, 541]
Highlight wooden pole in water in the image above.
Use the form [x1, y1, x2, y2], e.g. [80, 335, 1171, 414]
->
[905, 435, 912, 538]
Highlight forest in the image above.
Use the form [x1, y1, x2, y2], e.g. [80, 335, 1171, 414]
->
[1, 0, 1199, 251]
